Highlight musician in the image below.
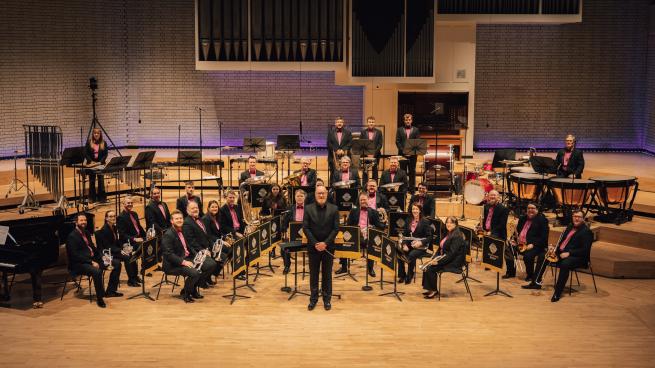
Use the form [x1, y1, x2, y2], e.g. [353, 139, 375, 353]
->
[303, 185, 340, 311]
[360, 116, 383, 181]
[330, 156, 360, 190]
[379, 156, 408, 193]
[550, 211, 593, 302]
[182, 201, 218, 287]
[556, 134, 585, 178]
[239, 156, 265, 184]
[299, 158, 317, 187]
[409, 182, 435, 218]
[117, 196, 146, 245]
[161, 211, 205, 303]
[176, 181, 203, 218]
[305, 178, 324, 205]
[327, 117, 353, 180]
[261, 184, 287, 217]
[66, 213, 122, 308]
[421, 216, 467, 299]
[281, 189, 307, 274]
[397, 203, 433, 284]
[395, 113, 420, 191]
[337, 193, 385, 277]
[219, 190, 245, 238]
[95, 210, 139, 287]
[365, 180, 389, 211]
[511, 203, 550, 289]
[145, 187, 171, 234]
[203, 200, 224, 241]
[84, 128, 108, 203]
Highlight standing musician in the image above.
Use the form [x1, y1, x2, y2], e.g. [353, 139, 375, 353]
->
[409, 182, 435, 218]
[379, 156, 408, 193]
[203, 200, 232, 266]
[365, 180, 389, 211]
[330, 156, 360, 190]
[550, 211, 593, 302]
[360, 116, 383, 182]
[95, 210, 139, 287]
[239, 156, 265, 184]
[84, 128, 108, 203]
[182, 201, 219, 287]
[161, 210, 205, 303]
[327, 117, 353, 181]
[299, 158, 317, 187]
[397, 203, 433, 285]
[395, 113, 420, 191]
[219, 190, 245, 238]
[176, 181, 203, 218]
[556, 134, 585, 178]
[116, 196, 147, 280]
[261, 184, 287, 217]
[145, 187, 171, 234]
[66, 213, 122, 308]
[421, 216, 467, 299]
[337, 193, 385, 278]
[281, 189, 307, 274]
[512, 203, 550, 289]
[303, 185, 340, 311]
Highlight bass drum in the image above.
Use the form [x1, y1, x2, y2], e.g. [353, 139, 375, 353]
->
[463, 178, 493, 205]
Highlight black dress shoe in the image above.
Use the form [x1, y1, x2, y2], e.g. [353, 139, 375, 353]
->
[335, 268, 348, 275]
[127, 281, 141, 287]
[308, 301, 317, 311]
[105, 291, 123, 298]
[551, 295, 560, 303]
[198, 282, 210, 289]
[521, 283, 542, 290]
[398, 276, 406, 283]
[525, 276, 532, 282]
[424, 291, 438, 299]
[368, 269, 376, 278]
[324, 302, 332, 311]
[422, 290, 432, 296]
[192, 292, 204, 299]
[207, 279, 217, 286]
[96, 299, 107, 308]
[183, 295, 195, 303]
[283, 267, 290, 275]
[404, 276, 412, 285]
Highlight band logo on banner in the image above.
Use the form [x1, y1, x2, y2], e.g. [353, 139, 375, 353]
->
[231, 237, 247, 277]
[247, 229, 261, 267]
[459, 226, 475, 263]
[367, 227, 385, 263]
[381, 190, 406, 212]
[380, 235, 396, 273]
[248, 184, 272, 208]
[335, 188, 358, 212]
[334, 225, 360, 259]
[138, 237, 158, 273]
[482, 235, 505, 273]
[289, 221, 304, 243]
[270, 215, 282, 245]
[388, 211, 409, 237]
[258, 221, 273, 255]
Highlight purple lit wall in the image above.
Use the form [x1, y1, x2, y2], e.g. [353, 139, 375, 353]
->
[645, 3, 655, 153]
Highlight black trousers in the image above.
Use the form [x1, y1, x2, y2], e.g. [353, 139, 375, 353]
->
[114, 253, 138, 282]
[400, 155, 417, 191]
[88, 173, 106, 202]
[282, 249, 291, 269]
[72, 260, 120, 300]
[505, 244, 517, 276]
[339, 257, 374, 271]
[554, 256, 585, 297]
[421, 264, 448, 292]
[523, 247, 546, 283]
[397, 248, 427, 279]
[309, 250, 333, 303]
[165, 263, 202, 296]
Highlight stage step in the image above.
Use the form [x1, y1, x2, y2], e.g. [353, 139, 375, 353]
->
[589, 241, 655, 279]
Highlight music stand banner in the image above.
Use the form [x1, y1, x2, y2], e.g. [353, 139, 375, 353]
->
[381, 190, 406, 212]
[247, 229, 262, 267]
[428, 217, 443, 246]
[367, 227, 385, 263]
[482, 235, 505, 273]
[335, 188, 358, 212]
[388, 212, 409, 237]
[140, 238, 159, 273]
[231, 237, 247, 277]
[289, 221, 304, 242]
[258, 221, 273, 255]
[334, 225, 360, 259]
[270, 215, 282, 245]
[249, 184, 272, 208]
[459, 226, 475, 263]
[380, 235, 396, 273]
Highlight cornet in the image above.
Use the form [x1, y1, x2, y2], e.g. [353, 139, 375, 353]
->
[211, 238, 224, 259]
[146, 225, 157, 240]
[193, 250, 208, 272]
[121, 240, 134, 256]
[102, 249, 114, 270]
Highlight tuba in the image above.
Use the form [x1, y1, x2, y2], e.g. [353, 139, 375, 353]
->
[239, 187, 260, 235]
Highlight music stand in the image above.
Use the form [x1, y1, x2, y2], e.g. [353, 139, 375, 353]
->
[351, 139, 376, 174]
[61, 147, 85, 166]
[276, 135, 300, 177]
[530, 156, 558, 175]
[379, 235, 404, 302]
[402, 139, 427, 157]
[127, 237, 157, 301]
[244, 138, 266, 154]
[491, 149, 516, 169]
[177, 150, 201, 182]
[482, 235, 512, 298]
[131, 151, 156, 212]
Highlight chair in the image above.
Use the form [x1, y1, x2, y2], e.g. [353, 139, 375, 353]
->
[437, 265, 473, 301]
[548, 240, 598, 295]
[155, 270, 187, 300]
[60, 242, 102, 303]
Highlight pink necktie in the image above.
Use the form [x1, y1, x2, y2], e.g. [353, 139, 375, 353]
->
[295, 206, 304, 221]
[129, 212, 140, 234]
[78, 229, 94, 256]
[229, 206, 240, 230]
[485, 207, 494, 230]
[177, 230, 190, 257]
[158, 203, 166, 218]
[559, 229, 577, 251]
[519, 220, 532, 244]
[195, 218, 206, 233]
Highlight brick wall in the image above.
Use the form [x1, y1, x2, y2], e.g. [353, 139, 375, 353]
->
[645, 3, 655, 153]
[475, 0, 651, 150]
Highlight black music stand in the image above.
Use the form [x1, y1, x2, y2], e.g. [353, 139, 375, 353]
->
[492, 149, 516, 169]
[482, 235, 512, 298]
[61, 147, 85, 211]
[530, 156, 558, 175]
[351, 139, 376, 177]
[244, 138, 266, 153]
[379, 236, 404, 302]
[403, 139, 427, 157]
[276, 135, 300, 177]
[177, 150, 201, 179]
[132, 151, 156, 212]
[334, 226, 360, 282]
[99, 155, 131, 213]
[127, 237, 157, 301]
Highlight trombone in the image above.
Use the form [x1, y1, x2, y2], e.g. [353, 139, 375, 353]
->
[535, 230, 565, 285]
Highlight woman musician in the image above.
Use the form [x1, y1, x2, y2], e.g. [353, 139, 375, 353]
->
[203, 200, 231, 267]
[421, 216, 467, 299]
[261, 184, 287, 217]
[397, 203, 433, 285]
[84, 128, 108, 203]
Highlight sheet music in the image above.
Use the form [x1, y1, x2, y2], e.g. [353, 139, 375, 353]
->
[0, 226, 9, 246]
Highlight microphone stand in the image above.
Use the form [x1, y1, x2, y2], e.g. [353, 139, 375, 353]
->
[362, 209, 373, 291]
[177, 125, 181, 198]
[197, 107, 204, 201]
[218, 121, 224, 199]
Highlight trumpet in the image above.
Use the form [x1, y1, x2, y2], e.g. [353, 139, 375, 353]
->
[211, 238, 224, 259]
[102, 249, 114, 270]
[419, 253, 446, 271]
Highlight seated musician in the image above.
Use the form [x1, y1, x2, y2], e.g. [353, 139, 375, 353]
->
[379, 156, 408, 193]
[550, 211, 593, 302]
[182, 201, 219, 287]
[409, 182, 435, 218]
[360, 116, 383, 182]
[476, 190, 510, 276]
[67, 213, 122, 308]
[203, 200, 231, 265]
[337, 193, 385, 277]
[84, 128, 108, 203]
[299, 158, 317, 187]
[421, 216, 467, 298]
[239, 156, 265, 184]
[116, 196, 147, 281]
[513, 203, 550, 289]
[145, 187, 171, 234]
[556, 134, 585, 178]
[330, 156, 360, 190]
[281, 189, 307, 274]
[219, 190, 245, 238]
[95, 210, 139, 287]
[327, 116, 353, 179]
[176, 181, 203, 218]
[365, 179, 389, 211]
[161, 210, 205, 303]
[261, 184, 287, 217]
[397, 203, 433, 284]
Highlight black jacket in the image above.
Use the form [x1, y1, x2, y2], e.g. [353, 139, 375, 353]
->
[67, 227, 100, 267]
[409, 193, 435, 218]
[95, 223, 122, 256]
[303, 202, 340, 253]
[556, 148, 585, 178]
[327, 127, 353, 154]
[219, 204, 245, 235]
[516, 213, 549, 251]
[346, 207, 385, 232]
[117, 210, 146, 244]
[261, 195, 288, 216]
[436, 231, 467, 272]
[161, 227, 196, 271]
[239, 169, 265, 184]
[483, 203, 509, 240]
[330, 169, 360, 189]
[395, 126, 421, 155]
[403, 218, 433, 248]
[367, 192, 389, 210]
[145, 200, 171, 233]
[84, 142, 108, 164]
[202, 213, 223, 243]
[298, 168, 318, 187]
[183, 216, 211, 252]
[359, 128, 383, 155]
[176, 195, 203, 218]
[281, 204, 305, 232]
[557, 224, 593, 263]
[379, 168, 408, 193]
